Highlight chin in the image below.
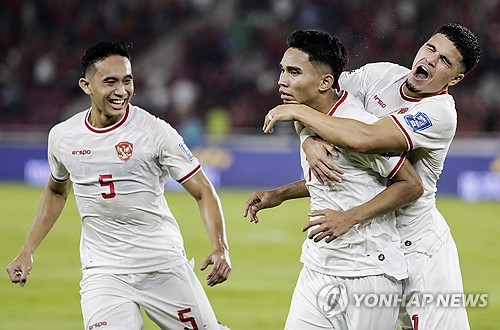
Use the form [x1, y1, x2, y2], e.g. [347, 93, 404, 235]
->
[405, 79, 421, 94]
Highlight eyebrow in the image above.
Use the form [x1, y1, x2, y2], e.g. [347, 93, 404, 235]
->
[281, 64, 302, 72]
[102, 74, 133, 81]
[426, 42, 452, 65]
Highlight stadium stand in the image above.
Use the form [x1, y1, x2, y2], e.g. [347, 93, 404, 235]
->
[0, 0, 498, 138]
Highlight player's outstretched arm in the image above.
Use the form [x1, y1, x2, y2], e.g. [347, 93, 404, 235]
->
[182, 170, 231, 287]
[243, 180, 310, 224]
[264, 104, 408, 154]
[304, 159, 423, 243]
[6, 177, 71, 287]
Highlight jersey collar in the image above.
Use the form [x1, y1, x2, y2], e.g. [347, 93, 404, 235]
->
[85, 104, 130, 133]
[399, 82, 448, 102]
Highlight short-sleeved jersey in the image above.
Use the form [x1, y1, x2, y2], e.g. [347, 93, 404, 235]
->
[48, 104, 201, 274]
[299, 91, 407, 280]
[339, 63, 456, 250]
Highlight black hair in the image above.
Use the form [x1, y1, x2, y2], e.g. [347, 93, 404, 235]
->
[434, 23, 481, 74]
[81, 42, 133, 76]
[286, 29, 348, 84]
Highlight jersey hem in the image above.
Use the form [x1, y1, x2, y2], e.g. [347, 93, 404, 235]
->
[81, 257, 189, 275]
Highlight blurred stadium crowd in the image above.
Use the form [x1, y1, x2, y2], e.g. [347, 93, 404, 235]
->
[1, 0, 499, 141]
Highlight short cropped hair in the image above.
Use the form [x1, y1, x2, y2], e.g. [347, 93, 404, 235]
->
[434, 23, 481, 74]
[81, 42, 133, 76]
[286, 29, 348, 84]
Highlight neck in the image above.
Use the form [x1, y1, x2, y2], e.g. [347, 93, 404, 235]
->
[312, 90, 339, 114]
[402, 80, 447, 99]
[88, 108, 124, 128]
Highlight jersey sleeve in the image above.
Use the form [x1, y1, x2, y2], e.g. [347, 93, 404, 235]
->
[339, 63, 387, 105]
[47, 125, 70, 182]
[299, 127, 317, 147]
[339, 65, 371, 104]
[348, 151, 406, 180]
[388, 96, 457, 151]
[154, 119, 201, 184]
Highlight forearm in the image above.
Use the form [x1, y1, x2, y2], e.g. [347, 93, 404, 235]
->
[21, 180, 69, 255]
[291, 106, 407, 153]
[347, 182, 418, 226]
[197, 191, 229, 252]
[293, 108, 374, 152]
[347, 157, 423, 225]
[275, 180, 310, 202]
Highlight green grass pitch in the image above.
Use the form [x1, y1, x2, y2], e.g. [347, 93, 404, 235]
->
[0, 183, 498, 329]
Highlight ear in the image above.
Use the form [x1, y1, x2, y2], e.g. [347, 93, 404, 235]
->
[448, 73, 465, 87]
[319, 73, 335, 92]
[78, 77, 91, 95]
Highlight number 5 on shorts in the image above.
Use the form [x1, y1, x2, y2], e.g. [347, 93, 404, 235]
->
[178, 308, 199, 330]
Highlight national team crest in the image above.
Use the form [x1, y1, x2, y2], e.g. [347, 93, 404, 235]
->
[115, 141, 133, 161]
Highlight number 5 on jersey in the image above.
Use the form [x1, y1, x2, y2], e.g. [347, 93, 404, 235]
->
[99, 174, 116, 199]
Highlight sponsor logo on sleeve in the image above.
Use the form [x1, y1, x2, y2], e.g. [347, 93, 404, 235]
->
[404, 112, 432, 132]
[115, 141, 133, 161]
[179, 142, 195, 162]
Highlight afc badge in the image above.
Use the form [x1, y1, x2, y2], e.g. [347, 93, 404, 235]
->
[404, 112, 432, 132]
[115, 141, 133, 161]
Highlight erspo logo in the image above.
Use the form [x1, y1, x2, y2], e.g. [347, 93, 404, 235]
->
[72, 149, 91, 155]
[89, 321, 108, 329]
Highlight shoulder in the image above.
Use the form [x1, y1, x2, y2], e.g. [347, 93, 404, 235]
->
[343, 62, 409, 77]
[414, 94, 456, 117]
[396, 94, 457, 135]
[129, 104, 171, 129]
[49, 109, 87, 140]
[129, 104, 179, 139]
[335, 92, 378, 124]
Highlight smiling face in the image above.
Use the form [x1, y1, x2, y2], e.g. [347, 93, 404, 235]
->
[404, 33, 465, 98]
[79, 55, 134, 127]
[278, 47, 334, 112]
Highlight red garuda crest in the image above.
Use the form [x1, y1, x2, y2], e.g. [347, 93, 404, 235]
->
[115, 141, 133, 161]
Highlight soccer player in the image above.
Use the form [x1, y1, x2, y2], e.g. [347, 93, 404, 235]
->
[245, 29, 424, 329]
[262, 23, 481, 330]
[6, 42, 231, 330]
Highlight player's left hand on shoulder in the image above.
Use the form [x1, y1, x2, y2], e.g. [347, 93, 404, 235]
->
[200, 250, 231, 286]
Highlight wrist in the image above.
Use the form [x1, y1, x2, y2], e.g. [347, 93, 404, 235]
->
[346, 208, 363, 226]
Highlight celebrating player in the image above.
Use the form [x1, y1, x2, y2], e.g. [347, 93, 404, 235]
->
[245, 29, 424, 329]
[6, 42, 231, 329]
[262, 23, 481, 329]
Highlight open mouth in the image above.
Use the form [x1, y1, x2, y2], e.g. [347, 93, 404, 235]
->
[413, 65, 429, 81]
[109, 99, 126, 108]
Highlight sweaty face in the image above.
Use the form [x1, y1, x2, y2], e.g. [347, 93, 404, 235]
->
[83, 55, 134, 126]
[278, 48, 326, 107]
[405, 33, 464, 98]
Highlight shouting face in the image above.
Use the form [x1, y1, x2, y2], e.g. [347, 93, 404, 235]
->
[405, 33, 465, 98]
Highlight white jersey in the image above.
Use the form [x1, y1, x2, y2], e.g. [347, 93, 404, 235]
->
[339, 63, 456, 252]
[48, 104, 200, 274]
[299, 91, 407, 280]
